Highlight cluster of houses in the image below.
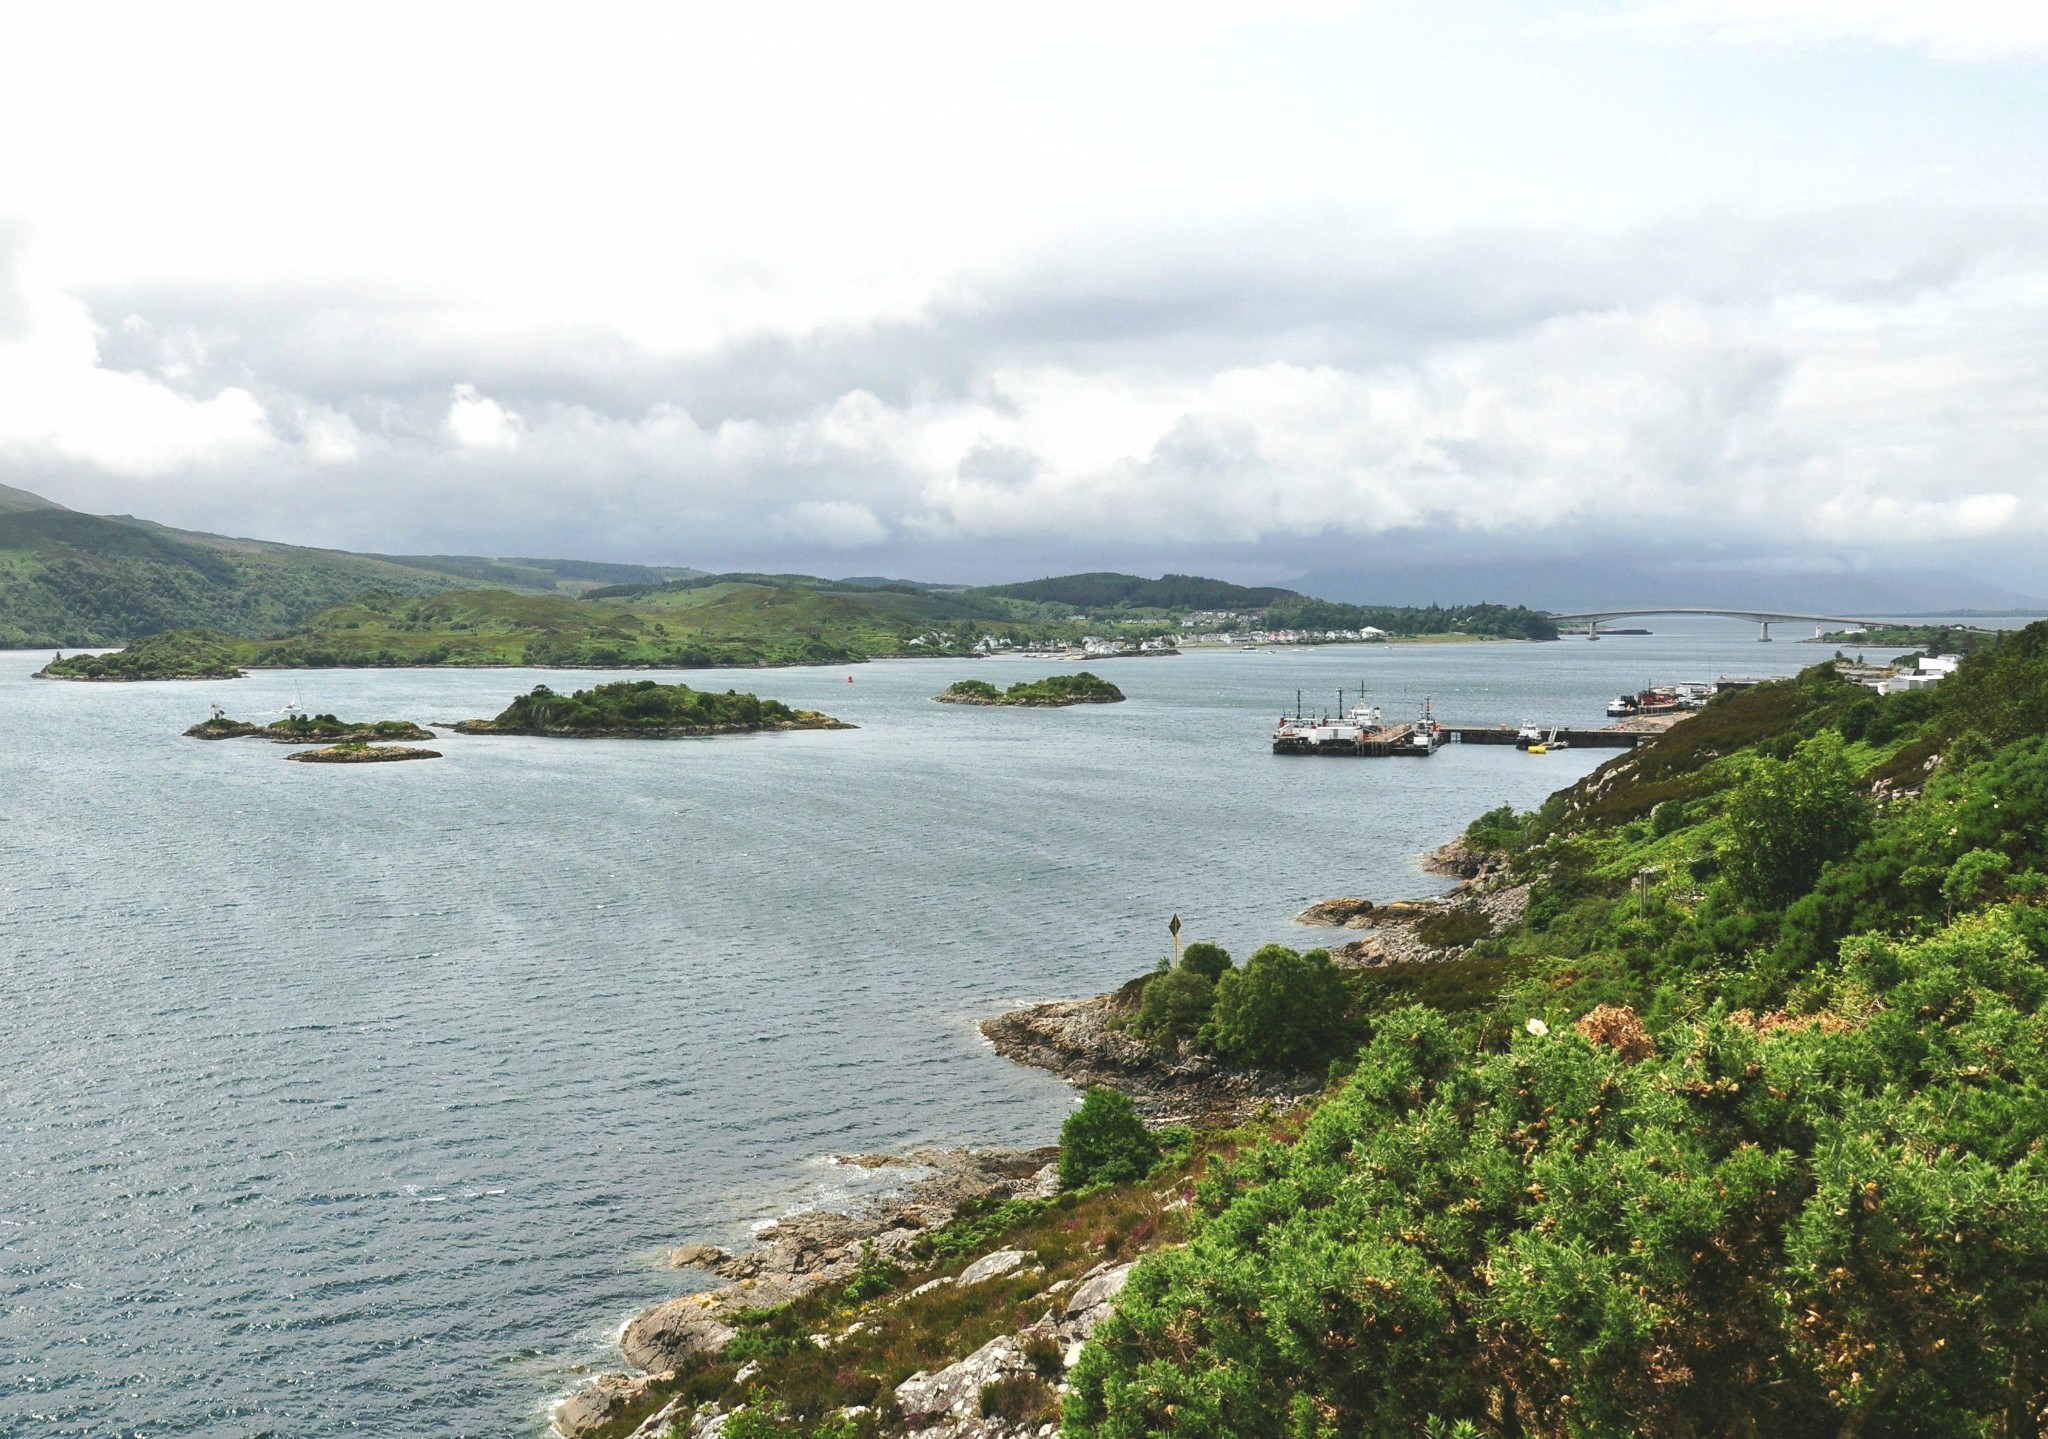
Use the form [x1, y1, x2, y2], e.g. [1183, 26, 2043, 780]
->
[1838, 653, 1960, 695]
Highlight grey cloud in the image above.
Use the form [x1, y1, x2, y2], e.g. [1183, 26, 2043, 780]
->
[12, 201, 2048, 593]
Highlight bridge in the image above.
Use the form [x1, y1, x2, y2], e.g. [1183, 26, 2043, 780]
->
[1546, 607, 1891, 642]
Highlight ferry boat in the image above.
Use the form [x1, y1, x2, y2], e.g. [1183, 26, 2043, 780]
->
[1272, 698, 1388, 755]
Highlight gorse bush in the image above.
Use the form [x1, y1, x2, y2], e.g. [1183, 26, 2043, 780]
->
[1068, 910, 2048, 1437]
[1059, 1087, 1158, 1191]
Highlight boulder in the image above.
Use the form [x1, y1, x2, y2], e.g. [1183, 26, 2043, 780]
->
[552, 1371, 664, 1439]
[958, 1248, 1030, 1285]
[895, 1333, 1032, 1424]
[619, 1293, 737, 1372]
[667, 1242, 732, 1271]
[1058, 1260, 1135, 1363]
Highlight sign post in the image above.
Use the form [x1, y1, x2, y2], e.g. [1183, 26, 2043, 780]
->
[1169, 912, 1182, 967]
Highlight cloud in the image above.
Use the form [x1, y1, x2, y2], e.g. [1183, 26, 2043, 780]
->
[445, 384, 524, 451]
[0, 233, 275, 476]
[4, 198, 2046, 584]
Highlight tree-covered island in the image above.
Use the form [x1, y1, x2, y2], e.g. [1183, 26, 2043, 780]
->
[935, 672, 1126, 706]
[185, 712, 436, 743]
[37, 630, 246, 680]
[451, 679, 850, 737]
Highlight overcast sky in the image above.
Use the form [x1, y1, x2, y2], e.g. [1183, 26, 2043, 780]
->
[1, 1, 2044, 588]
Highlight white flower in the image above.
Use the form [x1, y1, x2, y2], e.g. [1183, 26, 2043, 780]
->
[1525, 1018, 1550, 1037]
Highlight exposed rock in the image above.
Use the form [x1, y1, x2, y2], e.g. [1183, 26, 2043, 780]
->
[895, 1333, 1034, 1425]
[1421, 836, 1484, 878]
[1294, 896, 1376, 926]
[1062, 1261, 1133, 1329]
[958, 1248, 1029, 1285]
[572, 1144, 1061, 1422]
[619, 1296, 737, 1372]
[981, 995, 1317, 1125]
[553, 1370, 669, 1439]
[667, 1243, 732, 1271]
[283, 743, 441, 763]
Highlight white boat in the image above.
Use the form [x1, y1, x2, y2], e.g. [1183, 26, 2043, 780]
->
[1606, 696, 1637, 718]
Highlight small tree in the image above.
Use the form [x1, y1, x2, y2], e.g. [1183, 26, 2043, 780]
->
[1179, 940, 1233, 980]
[1060, 1087, 1159, 1190]
[1724, 729, 1870, 910]
[1131, 967, 1213, 1047]
[1211, 944, 1350, 1070]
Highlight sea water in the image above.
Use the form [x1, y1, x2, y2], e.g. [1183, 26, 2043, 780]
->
[0, 622, 1917, 1436]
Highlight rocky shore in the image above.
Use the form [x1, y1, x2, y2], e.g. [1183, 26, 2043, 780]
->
[555, 1147, 1059, 1438]
[978, 995, 1317, 1126]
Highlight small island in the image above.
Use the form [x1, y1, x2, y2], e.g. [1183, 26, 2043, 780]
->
[935, 671, 1125, 706]
[451, 679, 851, 738]
[38, 630, 246, 681]
[284, 742, 442, 764]
[186, 712, 437, 744]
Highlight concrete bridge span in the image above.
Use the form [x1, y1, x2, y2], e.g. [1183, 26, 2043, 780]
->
[1545, 607, 1893, 642]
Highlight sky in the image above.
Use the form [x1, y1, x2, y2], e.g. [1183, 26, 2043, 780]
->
[0, 0, 2044, 595]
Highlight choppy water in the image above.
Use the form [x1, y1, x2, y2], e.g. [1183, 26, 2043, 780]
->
[0, 622, 1920, 1436]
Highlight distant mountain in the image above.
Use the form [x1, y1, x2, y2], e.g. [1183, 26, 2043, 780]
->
[0, 482, 65, 514]
[1292, 560, 2048, 618]
[0, 486, 692, 648]
[973, 571, 1297, 611]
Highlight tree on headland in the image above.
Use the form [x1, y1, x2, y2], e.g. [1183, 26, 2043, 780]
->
[1210, 943, 1348, 1071]
[1059, 1087, 1158, 1190]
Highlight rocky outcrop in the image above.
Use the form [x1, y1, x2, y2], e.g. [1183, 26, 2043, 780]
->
[1294, 896, 1377, 927]
[980, 995, 1317, 1125]
[283, 744, 441, 763]
[620, 1298, 738, 1373]
[552, 1371, 674, 1439]
[958, 1249, 1030, 1285]
[1420, 835, 1485, 878]
[895, 1332, 1039, 1427]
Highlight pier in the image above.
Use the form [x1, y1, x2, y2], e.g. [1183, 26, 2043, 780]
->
[1442, 726, 1641, 749]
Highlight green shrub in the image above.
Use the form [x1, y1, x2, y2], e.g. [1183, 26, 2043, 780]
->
[1210, 944, 1350, 1070]
[1023, 1331, 1065, 1379]
[981, 1373, 1056, 1421]
[1178, 940, 1233, 980]
[1129, 967, 1213, 1047]
[1723, 729, 1869, 910]
[1415, 909, 1491, 949]
[1059, 1087, 1159, 1190]
[838, 1239, 898, 1303]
